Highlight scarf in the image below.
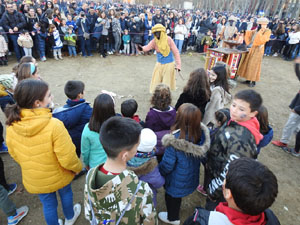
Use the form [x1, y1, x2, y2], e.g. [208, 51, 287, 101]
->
[151, 24, 170, 57]
[216, 202, 266, 225]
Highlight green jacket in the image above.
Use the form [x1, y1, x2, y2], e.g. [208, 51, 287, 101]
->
[64, 34, 77, 46]
[84, 164, 157, 225]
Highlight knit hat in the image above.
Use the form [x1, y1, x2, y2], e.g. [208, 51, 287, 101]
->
[137, 128, 157, 153]
[257, 17, 269, 25]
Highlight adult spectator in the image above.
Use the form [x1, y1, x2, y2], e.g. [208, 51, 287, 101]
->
[153, 9, 165, 26]
[1, 2, 26, 61]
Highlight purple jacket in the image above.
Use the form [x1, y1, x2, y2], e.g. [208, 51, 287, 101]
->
[127, 157, 165, 207]
[155, 130, 170, 155]
[145, 106, 176, 132]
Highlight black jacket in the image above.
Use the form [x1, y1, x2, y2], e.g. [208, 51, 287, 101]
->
[175, 92, 209, 116]
[1, 10, 26, 31]
[183, 207, 281, 225]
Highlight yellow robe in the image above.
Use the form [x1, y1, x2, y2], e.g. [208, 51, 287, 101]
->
[237, 29, 271, 81]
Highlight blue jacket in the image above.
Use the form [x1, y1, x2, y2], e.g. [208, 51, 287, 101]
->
[159, 123, 210, 198]
[257, 126, 273, 155]
[76, 18, 91, 35]
[53, 99, 92, 155]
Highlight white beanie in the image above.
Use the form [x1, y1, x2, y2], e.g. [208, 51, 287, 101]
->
[137, 128, 157, 153]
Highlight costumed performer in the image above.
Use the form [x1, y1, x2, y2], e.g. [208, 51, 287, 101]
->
[237, 17, 271, 87]
[138, 24, 181, 93]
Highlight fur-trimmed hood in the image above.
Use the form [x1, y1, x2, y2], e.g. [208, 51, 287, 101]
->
[127, 158, 158, 176]
[162, 123, 210, 158]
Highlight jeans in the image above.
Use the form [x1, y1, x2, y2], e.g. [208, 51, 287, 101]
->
[175, 39, 184, 54]
[113, 32, 121, 53]
[123, 43, 130, 55]
[131, 42, 138, 54]
[23, 48, 32, 56]
[0, 156, 9, 191]
[280, 111, 300, 144]
[79, 36, 91, 56]
[39, 183, 74, 225]
[0, 185, 16, 217]
[9, 34, 23, 61]
[265, 46, 272, 55]
[68, 46, 77, 56]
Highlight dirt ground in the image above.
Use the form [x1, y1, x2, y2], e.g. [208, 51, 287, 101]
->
[0, 52, 299, 225]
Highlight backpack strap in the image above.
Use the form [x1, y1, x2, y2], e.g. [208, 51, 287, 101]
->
[115, 180, 142, 225]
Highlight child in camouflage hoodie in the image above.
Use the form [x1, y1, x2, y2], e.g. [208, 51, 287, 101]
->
[84, 117, 157, 225]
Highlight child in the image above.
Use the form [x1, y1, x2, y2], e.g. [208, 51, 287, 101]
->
[84, 117, 157, 224]
[6, 79, 82, 225]
[184, 158, 280, 225]
[33, 22, 47, 61]
[201, 30, 213, 53]
[203, 65, 232, 126]
[0, 32, 8, 66]
[81, 93, 116, 169]
[205, 89, 263, 210]
[158, 103, 210, 225]
[175, 68, 211, 116]
[127, 128, 165, 207]
[49, 24, 63, 60]
[197, 108, 231, 196]
[66, 14, 77, 32]
[64, 26, 77, 57]
[256, 105, 273, 155]
[145, 84, 176, 132]
[53, 80, 92, 158]
[121, 99, 143, 125]
[17, 30, 33, 57]
[122, 29, 130, 55]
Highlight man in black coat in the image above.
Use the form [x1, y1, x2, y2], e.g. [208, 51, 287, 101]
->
[1, 2, 26, 61]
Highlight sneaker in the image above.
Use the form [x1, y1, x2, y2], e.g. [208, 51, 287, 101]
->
[0, 143, 8, 153]
[272, 140, 287, 148]
[7, 206, 29, 225]
[65, 203, 81, 225]
[273, 53, 278, 57]
[8, 183, 17, 196]
[196, 184, 207, 196]
[41, 56, 47, 62]
[282, 147, 300, 157]
[158, 212, 180, 225]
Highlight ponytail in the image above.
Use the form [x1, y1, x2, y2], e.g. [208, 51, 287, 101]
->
[5, 104, 21, 126]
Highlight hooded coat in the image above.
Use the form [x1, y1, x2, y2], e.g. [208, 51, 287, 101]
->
[127, 156, 165, 207]
[159, 123, 210, 198]
[145, 106, 176, 132]
[84, 165, 157, 225]
[6, 108, 82, 194]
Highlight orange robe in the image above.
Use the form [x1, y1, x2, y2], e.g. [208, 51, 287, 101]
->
[237, 29, 271, 81]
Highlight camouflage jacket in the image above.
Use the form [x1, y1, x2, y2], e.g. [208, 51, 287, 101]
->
[84, 164, 157, 225]
[206, 121, 258, 201]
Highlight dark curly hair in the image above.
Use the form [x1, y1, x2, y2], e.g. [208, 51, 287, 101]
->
[151, 84, 172, 111]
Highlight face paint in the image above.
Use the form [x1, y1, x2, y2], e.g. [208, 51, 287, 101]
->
[240, 114, 247, 119]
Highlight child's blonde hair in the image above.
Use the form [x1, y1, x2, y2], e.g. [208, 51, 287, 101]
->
[151, 84, 172, 111]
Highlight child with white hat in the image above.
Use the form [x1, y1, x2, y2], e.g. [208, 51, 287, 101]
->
[127, 128, 165, 207]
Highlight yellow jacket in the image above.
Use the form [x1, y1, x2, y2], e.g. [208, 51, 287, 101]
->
[6, 108, 82, 194]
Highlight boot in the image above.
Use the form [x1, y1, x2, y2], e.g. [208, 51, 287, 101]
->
[58, 52, 63, 60]
[54, 53, 58, 60]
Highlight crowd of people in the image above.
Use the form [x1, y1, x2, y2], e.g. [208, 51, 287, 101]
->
[0, 0, 300, 64]
[0, 53, 288, 225]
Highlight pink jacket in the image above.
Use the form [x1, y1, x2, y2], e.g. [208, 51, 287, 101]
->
[142, 36, 181, 70]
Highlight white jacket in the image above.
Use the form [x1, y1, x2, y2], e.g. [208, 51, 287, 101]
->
[174, 24, 188, 41]
[288, 31, 300, 45]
